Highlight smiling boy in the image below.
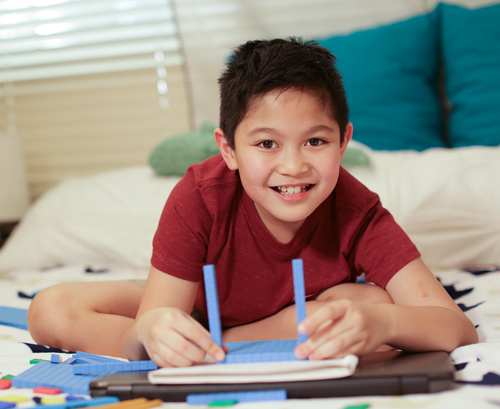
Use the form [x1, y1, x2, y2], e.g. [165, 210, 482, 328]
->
[28, 38, 477, 366]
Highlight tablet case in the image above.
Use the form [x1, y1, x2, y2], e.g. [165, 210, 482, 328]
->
[89, 350, 454, 402]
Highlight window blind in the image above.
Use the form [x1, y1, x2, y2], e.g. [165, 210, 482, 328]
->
[0, 0, 191, 200]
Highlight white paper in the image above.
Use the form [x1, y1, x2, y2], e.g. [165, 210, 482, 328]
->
[148, 355, 358, 384]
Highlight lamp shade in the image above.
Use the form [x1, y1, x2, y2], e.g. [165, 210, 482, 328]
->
[0, 134, 30, 222]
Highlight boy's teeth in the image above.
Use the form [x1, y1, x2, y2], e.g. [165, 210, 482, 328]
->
[278, 186, 306, 195]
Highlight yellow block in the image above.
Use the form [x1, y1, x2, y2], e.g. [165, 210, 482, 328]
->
[41, 396, 67, 404]
[0, 395, 30, 403]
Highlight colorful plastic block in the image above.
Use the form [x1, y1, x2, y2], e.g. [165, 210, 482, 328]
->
[292, 258, 308, 344]
[0, 306, 28, 330]
[72, 360, 157, 374]
[0, 379, 11, 390]
[33, 386, 62, 395]
[203, 260, 308, 364]
[74, 351, 124, 363]
[203, 264, 223, 348]
[65, 396, 87, 401]
[186, 389, 287, 405]
[51, 354, 61, 364]
[0, 395, 29, 403]
[41, 397, 66, 404]
[12, 360, 115, 395]
[33, 396, 119, 409]
[0, 402, 16, 409]
[223, 339, 299, 363]
[30, 358, 49, 364]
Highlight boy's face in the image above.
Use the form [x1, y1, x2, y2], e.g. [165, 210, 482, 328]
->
[216, 88, 352, 242]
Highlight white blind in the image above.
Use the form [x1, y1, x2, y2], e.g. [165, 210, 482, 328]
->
[0, 0, 191, 200]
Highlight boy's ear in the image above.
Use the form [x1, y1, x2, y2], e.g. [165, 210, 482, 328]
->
[214, 128, 238, 170]
[339, 122, 353, 159]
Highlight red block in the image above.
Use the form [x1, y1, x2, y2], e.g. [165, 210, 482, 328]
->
[0, 378, 11, 390]
[33, 386, 62, 395]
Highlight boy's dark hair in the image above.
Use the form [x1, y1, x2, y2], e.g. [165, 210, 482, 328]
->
[218, 37, 349, 149]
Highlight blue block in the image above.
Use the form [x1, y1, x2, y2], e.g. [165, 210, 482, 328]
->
[202, 260, 309, 364]
[73, 360, 157, 374]
[33, 396, 119, 409]
[74, 351, 124, 363]
[223, 339, 299, 363]
[186, 389, 287, 405]
[203, 264, 223, 348]
[0, 306, 28, 330]
[12, 361, 115, 395]
[292, 259, 308, 344]
[0, 402, 16, 409]
[51, 354, 61, 364]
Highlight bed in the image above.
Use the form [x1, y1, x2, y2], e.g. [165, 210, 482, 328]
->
[1, 1, 500, 408]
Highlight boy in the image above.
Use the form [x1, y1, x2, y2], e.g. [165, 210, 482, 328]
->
[28, 38, 477, 367]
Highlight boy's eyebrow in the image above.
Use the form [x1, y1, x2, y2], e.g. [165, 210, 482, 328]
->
[246, 124, 336, 138]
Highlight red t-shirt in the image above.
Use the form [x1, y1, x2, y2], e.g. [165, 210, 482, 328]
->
[151, 155, 420, 327]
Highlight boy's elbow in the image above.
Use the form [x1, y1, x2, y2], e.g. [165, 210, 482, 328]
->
[450, 316, 479, 351]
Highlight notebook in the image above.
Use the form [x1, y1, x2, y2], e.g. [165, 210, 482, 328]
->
[89, 350, 454, 402]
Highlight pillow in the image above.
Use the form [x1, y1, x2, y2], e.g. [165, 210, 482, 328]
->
[149, 122, 219, 176]
[441, 3, 500, 147]
[348, 146, 500, 270]
[150, 123, 371, 176]
[317, 8, 446, 151]
[0, 167, 181, 275]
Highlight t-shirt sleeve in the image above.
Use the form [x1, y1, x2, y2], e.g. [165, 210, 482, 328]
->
[348, 200, 421, 288]
[150, 168, 212, 282]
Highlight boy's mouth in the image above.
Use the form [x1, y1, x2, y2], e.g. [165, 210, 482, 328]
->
[272, 184, 312, 195]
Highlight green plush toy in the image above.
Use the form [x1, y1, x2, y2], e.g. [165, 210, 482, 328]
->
[149, 122, 220, 176]
[149, 122, 370, 176]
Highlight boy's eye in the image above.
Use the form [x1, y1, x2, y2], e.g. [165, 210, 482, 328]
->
[306, 138, 326, 146]
[258, 140, 277, 149]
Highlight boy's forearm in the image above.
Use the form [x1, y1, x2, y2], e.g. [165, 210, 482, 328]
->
[382, 304, 478, 352]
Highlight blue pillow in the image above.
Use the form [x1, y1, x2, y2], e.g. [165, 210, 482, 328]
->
[317, 9, 445, 151]
[441, 3, 500, 147]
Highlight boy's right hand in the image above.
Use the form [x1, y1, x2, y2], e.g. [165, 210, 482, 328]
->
[136, 307, 225, 367]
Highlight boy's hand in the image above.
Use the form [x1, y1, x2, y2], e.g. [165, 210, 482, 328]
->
[294, 300, 389, 360]
[136, 307, 225, 367]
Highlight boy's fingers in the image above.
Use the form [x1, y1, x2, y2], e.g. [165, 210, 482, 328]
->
[296, 326, 359, 360]
[152, 331, 204, 367]
[171, 317, 225, 362]
[299, 300, 349, 334]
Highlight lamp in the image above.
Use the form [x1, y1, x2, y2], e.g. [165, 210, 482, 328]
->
[0, 133, 30, 222]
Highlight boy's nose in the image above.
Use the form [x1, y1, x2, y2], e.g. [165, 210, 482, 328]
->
[276, 148, 309, 176]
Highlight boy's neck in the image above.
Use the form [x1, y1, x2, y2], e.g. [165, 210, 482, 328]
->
[254, 204, 305, 244]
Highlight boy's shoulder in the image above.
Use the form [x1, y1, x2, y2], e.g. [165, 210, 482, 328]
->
[185, 154, 238, 191]
[336, 167, 380, 211]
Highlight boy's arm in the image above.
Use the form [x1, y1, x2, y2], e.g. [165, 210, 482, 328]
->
[383, 258, 478, 351]
[295, 258, 478, 359]
[123, 266, 225, 366]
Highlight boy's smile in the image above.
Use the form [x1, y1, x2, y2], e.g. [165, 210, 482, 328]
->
[216, 88, 352, 243]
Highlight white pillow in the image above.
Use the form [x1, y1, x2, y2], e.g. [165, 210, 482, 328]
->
[348, 144, 500, 270]
[0, 167, 181, 275]
[1, 147, 498, 274]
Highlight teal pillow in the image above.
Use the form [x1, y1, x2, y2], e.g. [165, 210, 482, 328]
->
[317, 9, 445, 151]
[441, 3, 500, 147]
